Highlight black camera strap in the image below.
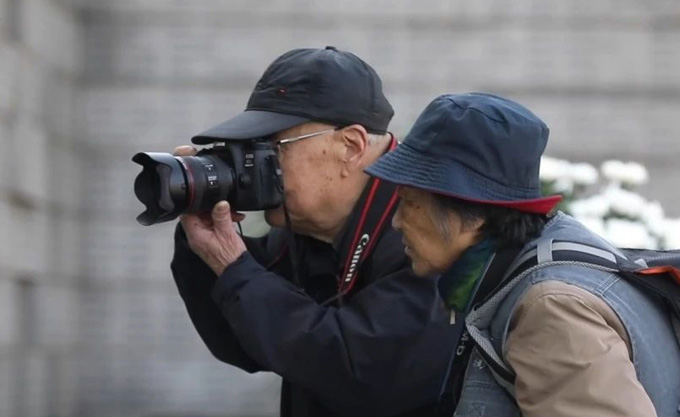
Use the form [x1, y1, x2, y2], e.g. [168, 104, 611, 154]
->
[335, 137, 399, 299]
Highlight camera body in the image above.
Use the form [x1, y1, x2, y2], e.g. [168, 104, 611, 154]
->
[132, 141, 283, 226]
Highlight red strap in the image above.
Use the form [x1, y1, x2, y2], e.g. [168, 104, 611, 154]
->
[338, 136, 399, 295]
[638, 266, 680, 286]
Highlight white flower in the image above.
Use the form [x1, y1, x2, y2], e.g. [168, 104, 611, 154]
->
[570, 195, 611, 218]
[604, 185, 648, 219]
[601, 160, 649, 186]
[662, 218, 680, 249]
[552, 178, 574, 194]
[605, 219, 658, 249]
[541, 157, 597, 192]
[601, 160, 625, 182]
[540, 157, 571, 182]
[623, 162, 649, 186]
[569, 163, 599, 186]
[641, 201, 666, 237]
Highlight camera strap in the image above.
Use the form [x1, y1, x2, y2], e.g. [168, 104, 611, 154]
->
[336, 137, 399, 298]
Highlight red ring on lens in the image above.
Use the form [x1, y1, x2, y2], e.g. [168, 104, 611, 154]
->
[176, 157, 196, 209]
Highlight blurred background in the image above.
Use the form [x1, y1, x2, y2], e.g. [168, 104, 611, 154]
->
[1, 0, 679, 416]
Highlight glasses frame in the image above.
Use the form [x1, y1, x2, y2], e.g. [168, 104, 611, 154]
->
[274, 127, 340, 148]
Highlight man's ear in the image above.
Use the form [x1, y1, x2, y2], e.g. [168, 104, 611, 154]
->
[338, 124, 369, 176]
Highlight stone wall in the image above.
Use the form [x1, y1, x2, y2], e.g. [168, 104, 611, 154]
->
[81, 0, 680, 212]
[0, 0, 82, 416]
[1, 1, 679, 416]
[77, 2, 680, 416]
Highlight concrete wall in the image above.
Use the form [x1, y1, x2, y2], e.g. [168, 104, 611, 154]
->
[80, 0, 680, 212]
[1, 0, 679, 416]
[0, 0, 82, 416]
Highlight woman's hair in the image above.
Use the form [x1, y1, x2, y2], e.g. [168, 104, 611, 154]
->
[430, 193, 549, 248]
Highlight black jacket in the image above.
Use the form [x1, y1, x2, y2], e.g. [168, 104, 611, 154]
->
[171, 186, 457, 416]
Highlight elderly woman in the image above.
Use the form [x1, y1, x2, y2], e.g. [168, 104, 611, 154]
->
[365, 93, 679, 417]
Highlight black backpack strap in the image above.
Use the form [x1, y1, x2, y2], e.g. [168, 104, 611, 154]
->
[435, 245, 523, 415]
[505, 238, 619, 276]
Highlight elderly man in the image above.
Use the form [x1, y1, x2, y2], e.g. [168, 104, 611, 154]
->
[365, 93, 680, 417]
[171, 47, 457, 417]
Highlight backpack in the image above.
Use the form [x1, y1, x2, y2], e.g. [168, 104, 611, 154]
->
[476, 239, 680, 388]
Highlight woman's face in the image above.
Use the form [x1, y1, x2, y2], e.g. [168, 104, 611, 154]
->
[392, 187, 482, 277]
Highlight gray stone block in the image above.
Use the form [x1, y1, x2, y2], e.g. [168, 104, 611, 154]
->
[51, 0, 79, 10]
[0, 279, 18, 347]
[521, 96, 680, 158]
[45, 352, 79, 417]
[77, 346, 279, 416]
[16, 53, 49, 120]
[652, 32, 680, 86]
[79, 7, 680, 94]
[644, 163, 680, 218]
[23, 0, 81, 74]
[79, 290, 112, 347]
[8, 120, 49, 205]
[0, 353, 17, 417]
[83, 215, 175, 282]
[0, 44, 20, 119]
[0, 0, 7, 36]
[17, 351, 49, 417]
[0, 199, 11, 270]
[35, 285, 79, 347]
[81, 150, 154, 215]
[46, 144, 83, 213]
[78, 87, 252, 151]
[48, 217, 82, 278]
[6, 206, 50, 276]
[77, 0, 680, 15]
[43, 74, 76, 143]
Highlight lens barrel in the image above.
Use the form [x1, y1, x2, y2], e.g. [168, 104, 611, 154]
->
[131, 152, 234, 225]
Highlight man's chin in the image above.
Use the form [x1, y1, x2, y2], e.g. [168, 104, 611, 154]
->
[264, 207, 285, 228]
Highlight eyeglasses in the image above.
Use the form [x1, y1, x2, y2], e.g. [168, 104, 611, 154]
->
[274, 127, 340, 149]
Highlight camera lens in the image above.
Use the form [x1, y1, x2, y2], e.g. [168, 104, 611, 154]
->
[131, 152, 234, 225]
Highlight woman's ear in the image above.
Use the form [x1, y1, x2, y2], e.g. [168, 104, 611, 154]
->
[338, 124, 369, 176]
[468, 217, 487, 244]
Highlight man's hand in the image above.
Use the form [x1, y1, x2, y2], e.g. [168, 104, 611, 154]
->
[174, 145, 247, 276]
[174, 145, 198, 157]
[181, 201, 247, 276]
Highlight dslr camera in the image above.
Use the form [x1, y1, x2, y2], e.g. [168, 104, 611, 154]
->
[132, 140, 283, 226]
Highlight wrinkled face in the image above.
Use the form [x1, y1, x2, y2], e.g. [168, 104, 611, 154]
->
[264, 122, 343, 235]
[393, 187, 482, 277]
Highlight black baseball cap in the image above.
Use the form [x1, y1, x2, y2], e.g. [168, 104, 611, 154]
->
[192, 46, 394, 144]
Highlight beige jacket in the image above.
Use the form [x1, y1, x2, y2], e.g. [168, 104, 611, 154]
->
[506, 280, 657, 417]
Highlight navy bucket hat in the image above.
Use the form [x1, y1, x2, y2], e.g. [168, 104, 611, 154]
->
[365, 93, 561, 214]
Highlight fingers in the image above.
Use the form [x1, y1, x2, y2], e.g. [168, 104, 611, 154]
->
[211, 201, 233, 233]
[181, 206, 243, 228]
[232, 211, 246, 222]
[181, 201, 248, 275]
[173, 145, 197, 156]
[180, 213, 208, 236]
[209, 201, 245, 223]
